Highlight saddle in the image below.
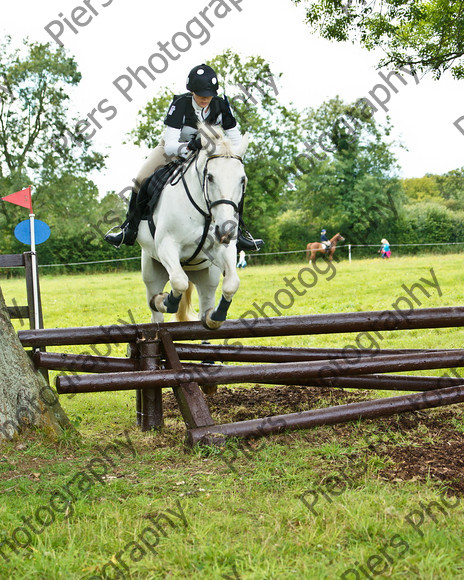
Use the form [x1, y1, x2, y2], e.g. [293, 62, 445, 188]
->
[141, 159, 185, 220]
[321, 241, 331, 252]
[127, 158, 186, 238]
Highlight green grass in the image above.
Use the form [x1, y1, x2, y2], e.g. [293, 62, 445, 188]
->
[1, 254, 464, 579]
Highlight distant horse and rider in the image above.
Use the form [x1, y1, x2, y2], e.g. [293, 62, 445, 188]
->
[306, 230, 345, 264]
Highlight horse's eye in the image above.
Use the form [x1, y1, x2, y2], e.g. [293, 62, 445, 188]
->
[207, 174, 214, 183]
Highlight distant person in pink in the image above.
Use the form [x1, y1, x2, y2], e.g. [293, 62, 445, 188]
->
[379, 238, 391, 259]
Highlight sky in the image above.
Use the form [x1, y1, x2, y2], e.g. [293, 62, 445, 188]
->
[2, 0, 464, 197]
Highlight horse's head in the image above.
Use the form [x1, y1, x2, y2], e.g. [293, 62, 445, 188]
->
[334, 233, 345, 243]
[198, 123, 249, 245]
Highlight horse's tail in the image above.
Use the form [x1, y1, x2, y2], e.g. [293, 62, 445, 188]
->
[306, 244, 310, 262]
[173, 281, 197, 322]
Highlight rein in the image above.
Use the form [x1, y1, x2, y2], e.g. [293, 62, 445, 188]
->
[180, 152, 244, 266]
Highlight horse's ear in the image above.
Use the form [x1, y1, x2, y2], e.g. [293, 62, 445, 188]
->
[233, 133, 249, 158]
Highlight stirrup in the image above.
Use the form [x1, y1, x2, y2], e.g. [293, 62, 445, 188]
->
[104, 226, 124, 248]
[237, 230, 264, 252]
[104, 225, 138, 248]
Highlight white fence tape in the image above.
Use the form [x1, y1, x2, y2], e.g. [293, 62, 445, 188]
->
[2, 241, 463, 269]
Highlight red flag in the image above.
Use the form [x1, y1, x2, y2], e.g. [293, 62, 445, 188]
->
[2, 187, 32, 211]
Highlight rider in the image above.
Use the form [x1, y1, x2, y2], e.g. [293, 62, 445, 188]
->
[320, 229, 331, 250]
[104, 64, 264, 251]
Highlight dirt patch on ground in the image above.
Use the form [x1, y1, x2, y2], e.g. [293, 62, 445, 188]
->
[379, 439, 464, 493]
[369, 410, 464, 494]
[164, 385, 464, 493]
[163, 384, 366, 422]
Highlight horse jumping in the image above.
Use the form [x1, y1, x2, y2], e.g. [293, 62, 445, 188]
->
[137, 124, 249, 329]
[306, 233, 345, 264]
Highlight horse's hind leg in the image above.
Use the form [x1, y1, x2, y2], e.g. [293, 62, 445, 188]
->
[187, 267, 220, 323]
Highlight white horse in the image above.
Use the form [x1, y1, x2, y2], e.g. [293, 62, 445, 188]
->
[137, 124, 249, 329]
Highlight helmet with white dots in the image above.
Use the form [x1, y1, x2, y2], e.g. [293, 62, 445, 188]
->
[187, 64, 219, 97]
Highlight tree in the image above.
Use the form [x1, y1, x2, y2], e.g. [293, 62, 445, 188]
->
[293, 0, 464, 79]
[401, 176, 441, 202]
[402, 168, 464, 210]
[293, 96, 403, 242]
[267, 209, 311, 259]
[0, 287, 73, 440]
[400, 201, 464, 247]
[0, 38, 111, 436]
[434, 167, 464, 208]
[130, 50, 302, 238]
[0, 37, 105, 253]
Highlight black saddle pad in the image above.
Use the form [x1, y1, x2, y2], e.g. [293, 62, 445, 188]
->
[141, 159, 184, 219]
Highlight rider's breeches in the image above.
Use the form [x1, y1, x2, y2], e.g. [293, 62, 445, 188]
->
[123, 141, 176, 230]
[133, 140, 175, 193]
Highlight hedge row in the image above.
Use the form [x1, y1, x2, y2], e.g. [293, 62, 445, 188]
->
[1, 202, 463, 275]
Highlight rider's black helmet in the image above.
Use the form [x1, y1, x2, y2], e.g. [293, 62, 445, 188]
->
[187, 64, 219, 97]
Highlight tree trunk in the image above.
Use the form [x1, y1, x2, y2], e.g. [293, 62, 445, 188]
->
[0, 286, 73, 440]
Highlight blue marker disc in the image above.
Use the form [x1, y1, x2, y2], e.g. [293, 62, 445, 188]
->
[14, 219, 51, 245]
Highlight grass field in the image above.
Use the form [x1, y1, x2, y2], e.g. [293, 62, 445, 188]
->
[1, 254, 464, 579]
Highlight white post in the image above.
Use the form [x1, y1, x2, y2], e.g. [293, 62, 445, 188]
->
[348, 244, 352, 263]
[29, 212, 41, 329]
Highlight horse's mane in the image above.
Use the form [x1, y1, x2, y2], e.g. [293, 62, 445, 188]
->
[197, 122, 235, 157]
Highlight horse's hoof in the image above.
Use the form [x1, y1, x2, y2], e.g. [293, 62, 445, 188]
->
[150, 292, 168, 313]
[202, 308, 223, 330]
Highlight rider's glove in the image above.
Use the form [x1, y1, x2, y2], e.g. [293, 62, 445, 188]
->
[187, 137, 203, 152]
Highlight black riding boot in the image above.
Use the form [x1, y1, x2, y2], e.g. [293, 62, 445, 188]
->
[104, 224, 138, 248]
[104, 187, 145, 248]
[237, 229, 264, 252]
[236, 199, 264, 252]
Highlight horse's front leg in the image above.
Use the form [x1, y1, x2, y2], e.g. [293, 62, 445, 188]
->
[204, 246, 240, 329]
[150, 240, 189, 315]
[141, 251, 169, 322]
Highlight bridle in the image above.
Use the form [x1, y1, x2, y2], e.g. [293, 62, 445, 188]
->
[180, 152, 244, 217]
[179, 152, 245, 265]
[202, 153, 244, 214]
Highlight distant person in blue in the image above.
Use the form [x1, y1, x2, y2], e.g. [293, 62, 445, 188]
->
[379, 238, 391, 259]
[237, 250, 247, 268]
